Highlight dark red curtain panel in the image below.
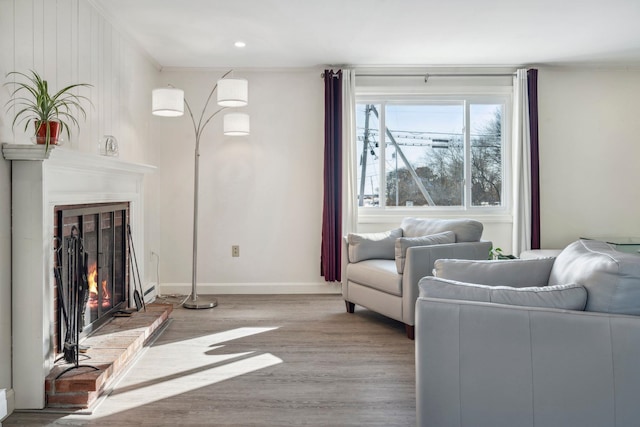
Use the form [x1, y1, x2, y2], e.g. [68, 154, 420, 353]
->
[321, 70, 343, 282]
[527, 69, 540, 249]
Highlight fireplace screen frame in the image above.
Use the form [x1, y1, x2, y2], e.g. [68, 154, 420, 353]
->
[54, 202, 130, 351]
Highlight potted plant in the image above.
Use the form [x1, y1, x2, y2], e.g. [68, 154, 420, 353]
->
[4, 70, 92, 152]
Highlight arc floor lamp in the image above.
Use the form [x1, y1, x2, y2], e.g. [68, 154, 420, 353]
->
[152, 72, 249, 309]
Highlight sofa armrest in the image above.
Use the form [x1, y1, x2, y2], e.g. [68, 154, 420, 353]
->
[402, 240, 492, 325]
[434, 257, 555, 287]
[415, 297, 640, 427]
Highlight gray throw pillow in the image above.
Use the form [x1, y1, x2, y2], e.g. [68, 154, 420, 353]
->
[394, 231, 456, 273]
[420, 277, 588, 311]
[348, 228, 402, 263]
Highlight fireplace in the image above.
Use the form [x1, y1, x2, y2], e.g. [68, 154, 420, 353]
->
[54, 203, 129, 352]
[3, 143, 156, 409]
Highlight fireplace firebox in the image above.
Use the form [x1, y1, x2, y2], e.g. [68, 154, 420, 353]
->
[54, 202, 129, 352]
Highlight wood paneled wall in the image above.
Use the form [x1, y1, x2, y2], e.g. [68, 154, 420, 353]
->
[0, 0, 159, 161]
[0, 0, 160, 403]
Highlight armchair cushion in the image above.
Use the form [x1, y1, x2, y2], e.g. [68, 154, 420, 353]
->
[347, 228, 402, 263]
[394, 231, 456, 273]
[346, 260, 402, 296]
[434, 257, 556, 288]
[401, 217, 483, 242]
[420, 277, 588, 310]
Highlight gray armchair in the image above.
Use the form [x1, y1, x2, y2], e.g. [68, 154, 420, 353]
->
[416, 239, 640, 427]
[342, 217, 492, 339]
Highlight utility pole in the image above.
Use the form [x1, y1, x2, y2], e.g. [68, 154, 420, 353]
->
[358, 105, 372, 206]
[369, 106, 436, 206]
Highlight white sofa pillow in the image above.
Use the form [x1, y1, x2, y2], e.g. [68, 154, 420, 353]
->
[549, 239, 640, 315]
[347, 228, 402, 263]
[394, 231, 456, 273]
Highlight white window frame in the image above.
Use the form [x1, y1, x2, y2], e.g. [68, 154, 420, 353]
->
[355, 89, 512, 223]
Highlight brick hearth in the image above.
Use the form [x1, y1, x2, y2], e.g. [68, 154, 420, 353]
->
[45, 303, 173, 409]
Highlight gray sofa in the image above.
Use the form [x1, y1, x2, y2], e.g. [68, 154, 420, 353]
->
[415, 239, 640, 427]
[342, 217, 492, 339]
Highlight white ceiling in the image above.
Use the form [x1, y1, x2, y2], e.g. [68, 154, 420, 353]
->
[93, 0, 640, 69]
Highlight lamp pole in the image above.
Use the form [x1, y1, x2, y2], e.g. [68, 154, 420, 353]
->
[182, 82, 227, 309]
[188, 111, 208, 307]
[152, 71, 248, 309]
[182, 112, 217, 308]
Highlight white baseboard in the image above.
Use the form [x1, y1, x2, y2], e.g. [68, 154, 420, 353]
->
[159, 282, 342, 295]
[0, 388, 15, 422]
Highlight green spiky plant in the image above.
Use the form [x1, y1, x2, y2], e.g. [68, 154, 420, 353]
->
[4, 70, 92, 152]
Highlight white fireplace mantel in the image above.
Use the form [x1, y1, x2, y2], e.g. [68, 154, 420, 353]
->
[2, 143, 155, 172]
[2, 143, 156, 409]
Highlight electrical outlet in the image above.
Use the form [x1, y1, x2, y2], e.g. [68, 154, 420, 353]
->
[232, 245, 240, 257]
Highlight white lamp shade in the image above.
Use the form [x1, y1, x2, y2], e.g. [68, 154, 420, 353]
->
[223, 113, 250, 136]
[152, 88, 184, 116]
[217, 78, 248, 107]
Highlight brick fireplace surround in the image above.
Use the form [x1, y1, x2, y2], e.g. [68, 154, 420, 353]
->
[2, 144, 156, 409]
[45, 303, 172, 409]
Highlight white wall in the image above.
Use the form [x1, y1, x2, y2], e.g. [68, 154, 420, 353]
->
[0, 0, 160, 417]
[538, 66, 640, 249]
[155, 69, 328, 294]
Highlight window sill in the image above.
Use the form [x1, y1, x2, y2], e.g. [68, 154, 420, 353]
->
[358, 209, 512, 225]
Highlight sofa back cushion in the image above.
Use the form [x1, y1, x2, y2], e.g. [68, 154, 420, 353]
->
[420, 277, 588, 311]
[394, 231, 456, 273]
[347, 228, 402, 263]
[434, 257, 555, 288]
[549, 239, 640, 315]
[401, 217, 483, 242]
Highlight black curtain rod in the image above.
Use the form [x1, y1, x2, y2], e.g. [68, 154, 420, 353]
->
[357, 72, 515, 78]
[320, 72, 516, 80]
[356, 72, 516, 83]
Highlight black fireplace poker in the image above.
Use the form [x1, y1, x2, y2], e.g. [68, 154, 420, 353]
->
[55, 226, 99, 379]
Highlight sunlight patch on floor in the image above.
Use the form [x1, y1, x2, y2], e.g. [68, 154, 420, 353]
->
[76, 326, 282, 419]
[154, 326, 281, 348]
[96, 353, 283, 414]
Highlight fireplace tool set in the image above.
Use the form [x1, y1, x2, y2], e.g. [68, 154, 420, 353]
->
[127, 224, 146, 312]
[54, 226, 100, 377]
[53, 223, 147, 376]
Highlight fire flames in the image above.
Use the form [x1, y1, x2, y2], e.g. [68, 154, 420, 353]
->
[87, 263, 111, 308]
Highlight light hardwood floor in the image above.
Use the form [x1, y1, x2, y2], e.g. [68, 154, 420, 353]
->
[5, 294, 416, 426]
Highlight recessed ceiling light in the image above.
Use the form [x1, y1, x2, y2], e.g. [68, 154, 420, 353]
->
[234, 41, 246, 48]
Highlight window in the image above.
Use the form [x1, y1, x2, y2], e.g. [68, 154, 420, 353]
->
[356, 97, 507, 211]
